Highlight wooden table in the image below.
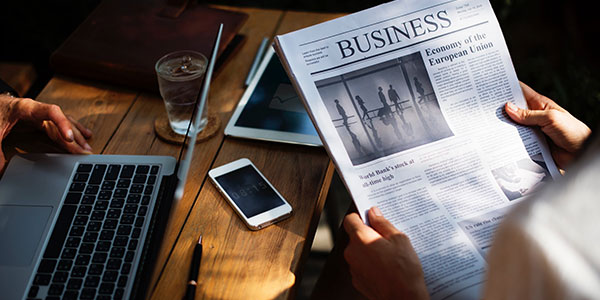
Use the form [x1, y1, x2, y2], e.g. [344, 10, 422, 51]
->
[4, 7, 344, 300]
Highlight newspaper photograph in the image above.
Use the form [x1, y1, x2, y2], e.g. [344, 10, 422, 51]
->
[315, 51, 454, 165]
[275, 0, 561, 299]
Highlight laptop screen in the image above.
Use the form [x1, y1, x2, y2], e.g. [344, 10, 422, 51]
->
[174, 24, 223, 202]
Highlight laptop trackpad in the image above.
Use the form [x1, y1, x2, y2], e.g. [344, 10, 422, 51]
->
[0, 205, 52, 266]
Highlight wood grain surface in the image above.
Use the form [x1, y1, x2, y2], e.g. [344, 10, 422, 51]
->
[7, 6, 344, 300]
[149, 9, 343, 300]
[146, 7, 287, 295]
[7, 76, 139, 155]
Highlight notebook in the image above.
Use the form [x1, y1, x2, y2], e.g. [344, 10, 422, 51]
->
[50, 0, 247, 92]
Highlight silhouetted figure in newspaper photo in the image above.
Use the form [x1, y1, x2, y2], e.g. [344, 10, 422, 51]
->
[377, 86, 392, 122]
[414, 77, 425, 103]
[377, 86, 403, 141]
[387, 84, 409, 128]
[355, 95, 371, 120]
[378, 86, 390, 111]
[387, 84, 403, 117]
[335, 99, 349, 126]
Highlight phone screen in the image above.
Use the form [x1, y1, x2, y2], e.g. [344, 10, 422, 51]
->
[214, 165, 285, 218]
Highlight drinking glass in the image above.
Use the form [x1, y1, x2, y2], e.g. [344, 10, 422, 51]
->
[155, 50, 208, 135]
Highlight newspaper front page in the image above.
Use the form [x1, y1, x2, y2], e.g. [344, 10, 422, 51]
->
[275, 0, 560, 298]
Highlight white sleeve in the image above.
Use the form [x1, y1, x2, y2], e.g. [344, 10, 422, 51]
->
[484, 135, 600, 299]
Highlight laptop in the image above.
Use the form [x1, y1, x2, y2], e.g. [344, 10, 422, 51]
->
[0, 24, 223, 300]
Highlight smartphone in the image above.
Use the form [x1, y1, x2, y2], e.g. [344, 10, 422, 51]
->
[208, 158, 292, 230]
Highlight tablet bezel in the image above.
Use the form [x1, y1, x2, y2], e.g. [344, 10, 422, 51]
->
[224, 47, 322, 147]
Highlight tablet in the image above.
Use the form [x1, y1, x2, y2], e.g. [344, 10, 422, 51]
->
[225, 47, 322, 146]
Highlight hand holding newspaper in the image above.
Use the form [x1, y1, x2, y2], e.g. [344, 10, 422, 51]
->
[275, 0, 560, 299]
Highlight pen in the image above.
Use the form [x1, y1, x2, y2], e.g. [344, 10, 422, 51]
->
[184, 235, 203, 300]
[244, 37, 269, 86]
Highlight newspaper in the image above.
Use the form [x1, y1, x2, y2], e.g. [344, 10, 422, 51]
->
[274, 0, 560, 299]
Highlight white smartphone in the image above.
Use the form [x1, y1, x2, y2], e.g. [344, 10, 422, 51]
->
[208, 158, 292, 230]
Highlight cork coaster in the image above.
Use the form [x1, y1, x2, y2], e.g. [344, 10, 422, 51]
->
[154, 112, 220, 144]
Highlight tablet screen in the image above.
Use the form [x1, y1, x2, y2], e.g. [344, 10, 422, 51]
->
[226, 49, 321, 146]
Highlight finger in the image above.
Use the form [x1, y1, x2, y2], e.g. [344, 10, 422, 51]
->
[67, 115, 93, 139]
[519, 82, 564, 112]
[60, 138, 93, 155]
[367, 207, 400, 240]
[46, 105, 75, 142]
[505, 102, 554, 127]
[343, 213, 381, 244]
[27, 101, 74, 142]
[549, 143, 575, 171]
[70, 123, 93, 152]
[519, 82, 544, 109]
[343, 213, 365, 239]
[44, 121, 92, 154]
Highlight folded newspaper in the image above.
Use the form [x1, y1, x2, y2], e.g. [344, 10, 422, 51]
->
[275, 0, 561, 299]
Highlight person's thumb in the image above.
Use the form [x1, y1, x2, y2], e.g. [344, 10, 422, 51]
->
[505, 102, 551, 127]
[368, 207, 399, 240]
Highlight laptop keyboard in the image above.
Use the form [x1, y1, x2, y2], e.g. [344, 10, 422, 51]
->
[27, 163, 160, 300]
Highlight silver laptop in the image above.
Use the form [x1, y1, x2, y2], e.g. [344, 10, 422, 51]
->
[0, 24, 223, 300]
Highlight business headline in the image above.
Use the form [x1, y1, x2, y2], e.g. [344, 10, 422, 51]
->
[358, 159, 415, 188]
[336, 10, 452, 59]
[425, 32, 494, 66]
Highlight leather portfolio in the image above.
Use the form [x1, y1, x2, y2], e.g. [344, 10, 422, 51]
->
[50, 0, 248, 91]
